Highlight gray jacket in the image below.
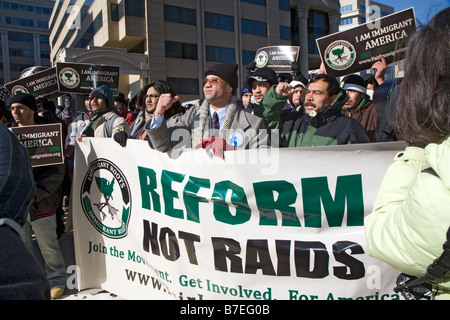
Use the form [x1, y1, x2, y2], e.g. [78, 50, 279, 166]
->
[145, 97, 268, 155]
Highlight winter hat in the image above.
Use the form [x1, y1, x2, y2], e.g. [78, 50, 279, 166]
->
[242, 83, 251, 94]
[205, 63, 239, 94]
[341, 74, 367, 95]
[248, 67, 278, 87]
[90, 85, 114, 109]
[0, 124, 36, 230]
[6, 93, 37, 112]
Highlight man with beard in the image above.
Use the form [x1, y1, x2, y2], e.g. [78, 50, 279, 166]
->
[255, 74, 370, 147]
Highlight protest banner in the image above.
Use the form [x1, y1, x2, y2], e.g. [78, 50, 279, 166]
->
[254, 46, 300, 73]
[5, 67, 60, 100]
[316, 8, 416, 77]
[56, 62, 120, 95]
[72, 138, 406, 300]
[10, 123, 64, 167]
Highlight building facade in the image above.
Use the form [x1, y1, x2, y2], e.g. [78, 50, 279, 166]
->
[0, 0, 54, 84]
[50, 0, 340, 101]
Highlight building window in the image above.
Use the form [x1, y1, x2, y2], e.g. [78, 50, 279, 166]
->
[167, 77, 199, 95]
[241, 18, 267, 36]
[164, 5, 196, 26]
[8, 33, 33, 42]
[340, 5, 353, 13]
[206, 46, 235, 63]
[204, 12, 234, 32]
[86, 11, 103, 35]
[340, 18, 353, 25]
[308, 10, 329, 54]
[38, 21, 49, 29]
[242, 0, 266, 6]
[279, 0, 289, 11]
[165, 41, 198, 60]
[125, 0, 144, 18]
[280, 25, 290, 40]
[5, 16, 34, 27]
[9, 48, 34, 57]
[111, 3, 120, 21]
[242, 50, 256, 65]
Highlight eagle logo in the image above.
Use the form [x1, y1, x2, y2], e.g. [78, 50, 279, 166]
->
[324, 40, 356, 71]
[80, 159, 131, 239]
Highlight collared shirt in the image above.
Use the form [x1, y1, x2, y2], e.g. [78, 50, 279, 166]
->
[149, 104, 230, 130]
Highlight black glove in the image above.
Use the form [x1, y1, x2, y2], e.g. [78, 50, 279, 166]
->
[113, 131, 128, 147]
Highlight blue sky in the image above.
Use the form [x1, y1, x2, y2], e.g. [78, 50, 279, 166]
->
[379, 0, 449, 25]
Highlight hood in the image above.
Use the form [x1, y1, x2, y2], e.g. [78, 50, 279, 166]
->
[0, 124, 36, 227]
[425, 136, 450, 189]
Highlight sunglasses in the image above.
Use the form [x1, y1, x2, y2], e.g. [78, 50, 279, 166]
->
[144, 94, 160, 99]
[202, 78, 222, 86]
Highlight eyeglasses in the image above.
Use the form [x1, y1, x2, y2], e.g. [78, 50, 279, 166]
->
[202, 78, 222, 87]
[144, 94, 159, 99]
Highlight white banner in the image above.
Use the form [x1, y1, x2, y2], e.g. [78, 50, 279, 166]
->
[72, 138, 406, 300]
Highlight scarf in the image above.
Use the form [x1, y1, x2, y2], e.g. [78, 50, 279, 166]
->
[192, 97, 238, 147]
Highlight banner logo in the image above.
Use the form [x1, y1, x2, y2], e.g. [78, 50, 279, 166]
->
[80, 159, 131, 239]
[255, 51, 269, 68]
[324, 40, 356, 71]
[11, 85, 29, 95]
[59, 67, 80, 89]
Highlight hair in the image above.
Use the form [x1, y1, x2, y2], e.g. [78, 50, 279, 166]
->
[309, 74, 341, 97]
[393, 8, 450, 147]
[138, 80, 184, 120]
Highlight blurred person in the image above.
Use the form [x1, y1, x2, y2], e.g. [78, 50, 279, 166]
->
[241, 84, 253, 111]
[114, 92, 135, 126]
[0, 124, 50, 299]
[364, 8, 450, 300]
[7, 93, 67, 299]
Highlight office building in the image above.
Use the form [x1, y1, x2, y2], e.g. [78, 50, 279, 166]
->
[50, 0, 341, 101]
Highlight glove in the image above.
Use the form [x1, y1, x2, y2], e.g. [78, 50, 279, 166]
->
[113, 131, 128, 147]
[195, 137, 227, 159]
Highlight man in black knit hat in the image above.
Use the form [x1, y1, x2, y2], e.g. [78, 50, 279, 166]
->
[145, 63, 268, 158]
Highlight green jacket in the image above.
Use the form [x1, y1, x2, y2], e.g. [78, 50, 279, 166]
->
[255, 85, 370, 147]
[365, 137, 450, 299]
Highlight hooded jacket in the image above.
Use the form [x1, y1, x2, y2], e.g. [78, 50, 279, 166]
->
[255, 85, 370, 147]
[342, 97, 381, 142]
[365, 137, 450, 299]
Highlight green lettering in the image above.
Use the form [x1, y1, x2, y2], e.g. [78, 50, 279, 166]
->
[183, 177, 210, 223]
[212, 180, 251, 225]
[253, 180, 301, 227]
[138, 166, 161, 212]
[301, 175, 364, 228]
[161, 170, 185, 219]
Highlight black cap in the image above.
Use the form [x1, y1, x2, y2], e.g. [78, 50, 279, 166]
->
[205, 63, 239, 94]
[247, 67, 278, 87]
[6, 93, 37, 112]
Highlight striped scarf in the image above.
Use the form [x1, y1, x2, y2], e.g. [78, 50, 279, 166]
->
[192, 97, 238, 147]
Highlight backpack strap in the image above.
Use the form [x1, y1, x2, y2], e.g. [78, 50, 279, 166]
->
[105, 113, 121, 137]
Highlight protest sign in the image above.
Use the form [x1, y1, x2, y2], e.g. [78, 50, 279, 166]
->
[316, 8, 416, 77]
[11, 123, 64, 167]
[5, 67, 60, 100]
[56, 62, 120, 94]
[72, 138, 406, 300]
[254, 46, 300, 73]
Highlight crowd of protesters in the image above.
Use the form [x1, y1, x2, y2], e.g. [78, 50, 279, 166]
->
[0, 7, 448, 300]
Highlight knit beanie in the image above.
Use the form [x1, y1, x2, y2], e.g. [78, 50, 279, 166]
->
[205, 63, 239, 94]
[341, 74, 367, 95]
[0, 124, 36, 229]
[6, 93, 37, 112]
[247, 67, 278, 87]
[90, 85, 114, 109]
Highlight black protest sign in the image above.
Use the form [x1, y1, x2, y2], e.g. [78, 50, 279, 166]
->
[5, 67, 60, 99]
[11, 123, 64, 167]
[316, 8, 416, 77]
[56, 62, 120, 94]
[254, 46, 300, 73]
